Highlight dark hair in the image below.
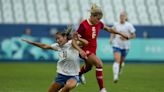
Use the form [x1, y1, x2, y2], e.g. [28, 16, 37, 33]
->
[55, 26, 72, 40]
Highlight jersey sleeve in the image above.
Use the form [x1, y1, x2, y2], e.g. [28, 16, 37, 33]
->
[77, 23, 85, 37]
[100, 21, 105, 29]
[67, 40, 72, 45]
[112, 22, 117, 29]
[51, 43, 59, 50]
[129, 23, 136, 33]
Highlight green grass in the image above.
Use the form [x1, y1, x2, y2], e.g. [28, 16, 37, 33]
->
[0, 63, 164, 92]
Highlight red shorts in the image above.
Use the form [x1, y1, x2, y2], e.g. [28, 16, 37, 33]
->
[80, 47, 96, 60]
[83, 49, 96, 57]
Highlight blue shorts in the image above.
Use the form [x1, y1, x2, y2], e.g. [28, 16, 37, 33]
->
[113, 47, 129, 58]
[54, 73, 80, 87]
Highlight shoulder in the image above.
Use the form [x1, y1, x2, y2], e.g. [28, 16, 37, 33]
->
[113, 22, 119, 26]
[125, 22, 136, 32]
[65, 40, 72, 46]
[51, 43, 60, 50]
[51, 43, 59, 47]
[67, 40, 72, 44]
[98, 21, 104, 28]
[125, 22, 134, 27]
[81, 19, 87, 24]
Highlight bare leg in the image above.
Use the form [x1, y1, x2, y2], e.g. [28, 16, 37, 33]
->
[48, 82, 62, 92]
[60, 79, 77, 92]
[113, 52, 121, 83]
[79, 61, 93, 75]
[119, 57, 126, 74]
[86, 54, 106, 91]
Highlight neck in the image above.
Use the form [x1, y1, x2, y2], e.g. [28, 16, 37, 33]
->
[89, 18, 96, 25]
[120, 21, 125, 24]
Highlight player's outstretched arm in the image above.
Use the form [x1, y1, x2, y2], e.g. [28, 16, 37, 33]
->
[20, 38, 56, 50]
[103, 25, 129, 40]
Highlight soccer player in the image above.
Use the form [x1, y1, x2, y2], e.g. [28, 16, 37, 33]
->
[72, 4, 129, 92]
[110, 11, 136, 83]
[21, 27, 88, 92]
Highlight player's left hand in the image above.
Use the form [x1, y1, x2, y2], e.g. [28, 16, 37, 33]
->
[79, 50, 88, 59]
[120, 33, 129, 40]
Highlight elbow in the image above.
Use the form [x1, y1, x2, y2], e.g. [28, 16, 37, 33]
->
[131, 34, 136, 39]
[43, 45, 50, 49]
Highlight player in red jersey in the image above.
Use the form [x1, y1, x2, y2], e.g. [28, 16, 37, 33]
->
[72, 4, 129, 92]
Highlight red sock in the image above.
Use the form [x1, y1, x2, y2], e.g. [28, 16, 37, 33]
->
[96, 67, 104, 90]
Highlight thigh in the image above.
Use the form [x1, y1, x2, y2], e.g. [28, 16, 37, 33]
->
[120, 49, 129, 62]
[113, 47, 122, 62]
[55, 74, 66, 87]
[121, 49, 129, 58]
[48, 82, 62, 92]
[60, 76, 79, 92]
[86, 53, 103, 67]
[65, 78, 78, 88]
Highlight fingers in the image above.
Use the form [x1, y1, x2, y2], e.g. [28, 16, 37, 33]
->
[80, 51, 88, 59]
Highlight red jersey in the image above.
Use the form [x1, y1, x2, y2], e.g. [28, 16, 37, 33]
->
[77, 19, 104, 55]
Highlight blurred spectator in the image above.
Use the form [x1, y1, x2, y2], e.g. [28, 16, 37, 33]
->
[21, 28, 35, 41]
[143, 31, 149, 39]
[11, 28, 35, 59]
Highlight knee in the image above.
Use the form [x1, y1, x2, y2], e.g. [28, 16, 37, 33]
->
[86, 64, 93, 70]
[64, 84, 75, 91]
[48, 88, 54, 92]
[95, 61, 103, 67]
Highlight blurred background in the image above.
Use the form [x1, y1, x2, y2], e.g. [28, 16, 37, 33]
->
[0, 0, 164, 92]
[0, 0, 164, 62]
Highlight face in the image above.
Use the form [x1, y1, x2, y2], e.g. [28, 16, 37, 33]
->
[120, 12, 127, 23]
[91, 13, 103, 24]
[55, 34, 67, 46]
[25, 29, 32, 35]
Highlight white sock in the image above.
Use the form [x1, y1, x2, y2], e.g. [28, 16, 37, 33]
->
[113, 62, 120, 80]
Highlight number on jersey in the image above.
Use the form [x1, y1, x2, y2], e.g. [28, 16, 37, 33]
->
[92, 27, 96, 39]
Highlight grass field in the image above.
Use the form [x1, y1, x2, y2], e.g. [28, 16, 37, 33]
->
[0, 63, 164, 92]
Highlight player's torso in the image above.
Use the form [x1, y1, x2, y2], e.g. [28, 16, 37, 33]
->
[115, 22, 131, 37]
[82, 20, 102, 47]
[113, 22, 131, 49]
[57, 40, 80, 76]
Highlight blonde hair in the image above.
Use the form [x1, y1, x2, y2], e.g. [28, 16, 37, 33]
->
[90, 4, 103, 16]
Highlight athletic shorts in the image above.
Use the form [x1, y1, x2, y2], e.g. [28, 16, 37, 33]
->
[112, 47, 129, 57]
[54, 73, 80, 87]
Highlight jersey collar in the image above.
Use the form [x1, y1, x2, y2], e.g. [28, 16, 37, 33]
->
[87, 19, 93, 25]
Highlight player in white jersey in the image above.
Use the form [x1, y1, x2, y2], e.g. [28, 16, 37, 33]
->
[21, 27, 88, 92]
[110, 11, 136, 83]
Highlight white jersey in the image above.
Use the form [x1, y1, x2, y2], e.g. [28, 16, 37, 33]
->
[112, 22, 136, 49]
[51, 40, 80, 76]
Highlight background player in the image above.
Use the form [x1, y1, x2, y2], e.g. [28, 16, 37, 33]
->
[110, 11, 136, 83]
[21, 27, 88, 92]
[72, 4, 129, 92]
